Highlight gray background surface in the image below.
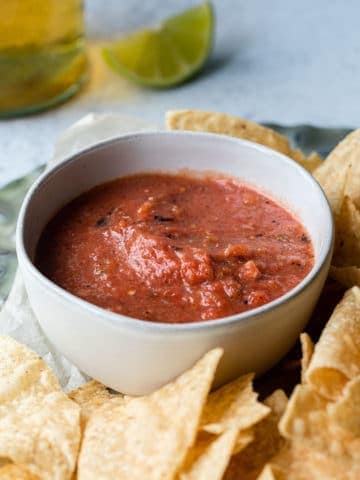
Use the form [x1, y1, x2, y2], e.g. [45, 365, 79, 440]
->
[1, 0, 359, 187]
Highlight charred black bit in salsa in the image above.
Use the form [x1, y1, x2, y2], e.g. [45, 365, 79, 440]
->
[154, 215, 174, 222]
[96, 217, 108, 227]
[301, 234, 310, 243]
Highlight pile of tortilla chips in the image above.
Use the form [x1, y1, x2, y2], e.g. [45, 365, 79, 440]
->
[0, 110, 359, 479]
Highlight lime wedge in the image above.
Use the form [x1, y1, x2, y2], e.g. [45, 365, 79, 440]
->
[102, 1, 214, 88]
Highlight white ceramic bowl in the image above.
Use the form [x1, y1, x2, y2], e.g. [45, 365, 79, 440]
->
[16, 131, 333, 395]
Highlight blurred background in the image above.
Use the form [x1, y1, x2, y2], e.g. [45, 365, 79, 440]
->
[1, 0, 360, 186]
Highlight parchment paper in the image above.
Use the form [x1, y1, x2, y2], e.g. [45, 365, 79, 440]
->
[0, 113, 158, 391]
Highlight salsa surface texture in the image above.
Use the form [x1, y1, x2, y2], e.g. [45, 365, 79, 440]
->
[36, 173, 314, 323]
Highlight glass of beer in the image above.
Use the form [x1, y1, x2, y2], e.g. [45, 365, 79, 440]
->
[0, 1, 88, 118]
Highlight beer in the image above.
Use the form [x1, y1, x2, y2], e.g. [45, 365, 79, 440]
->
[0, 1, 87, 117]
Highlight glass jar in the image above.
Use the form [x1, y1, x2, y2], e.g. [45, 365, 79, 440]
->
[0, 0, 88, 118]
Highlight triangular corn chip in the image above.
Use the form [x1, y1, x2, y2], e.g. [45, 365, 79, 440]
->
[269, 381, 360, 478]
[178, 428, 241, 480]
[314, 128, 360, 211]
[166, 110, 321, 172]
[78, 349, 222, 480]
[333, 197, 360, 268]
[300, 333, 314, 383]
[69, 380, 124, 428]
[223, 390, 288, 480]
[0, 464, 40, 480]
[201, 374, 270, 434]
[305, 287, 360, 399]
[0, 336, 80, 480]
[328, 375, 360, 436]
[330, 266, 360, 288]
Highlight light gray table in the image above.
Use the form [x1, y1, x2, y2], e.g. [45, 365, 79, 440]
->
[1, 0, 359, 187]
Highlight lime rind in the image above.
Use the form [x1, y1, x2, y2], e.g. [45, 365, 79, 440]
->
[102, 1, 214, 88]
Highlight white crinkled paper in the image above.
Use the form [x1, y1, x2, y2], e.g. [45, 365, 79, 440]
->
[0, 113, 158, 391]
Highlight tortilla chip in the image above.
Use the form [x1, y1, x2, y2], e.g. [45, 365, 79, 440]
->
[264, 444, 353, 480]
[333, 197, 360, 268]
[167, 110, 290, 156]
[0, 465, 40, 480]
[233, 428, 255, 454]
[0, 336, 80, 480]
[223, 390, 288, 480]
[264, 442, 289, 477]
[166, 110, 321, 172]
[263, 378, 360, 479]
[201, 374, 270, 434]
[300, 333, 314, 383]
[314, 128, 360, 211]
[263, 389, 288, 418]
[257, 463, 287, 480]
[290, 149, 323, 173]
[328, 375, 360, 436]
[296, 411, 360, 479]
[330, 265, 360, 288]
[78, 349, 222, 480]
[178, 428, 241, 480]
[278, 384, 360, 471]
[308, 151, 323, 165]
[279, 384, 356, 451]
[315, 159, 350, 217]
[279, 384, 328, 440]
[69, 380, 123, 428]
[305, 287, 360, 399]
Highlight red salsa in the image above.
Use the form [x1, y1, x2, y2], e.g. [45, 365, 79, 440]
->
[36, 173, 314, 323]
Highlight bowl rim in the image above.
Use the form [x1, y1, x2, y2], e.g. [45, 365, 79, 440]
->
[16, 130, 334, 334]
